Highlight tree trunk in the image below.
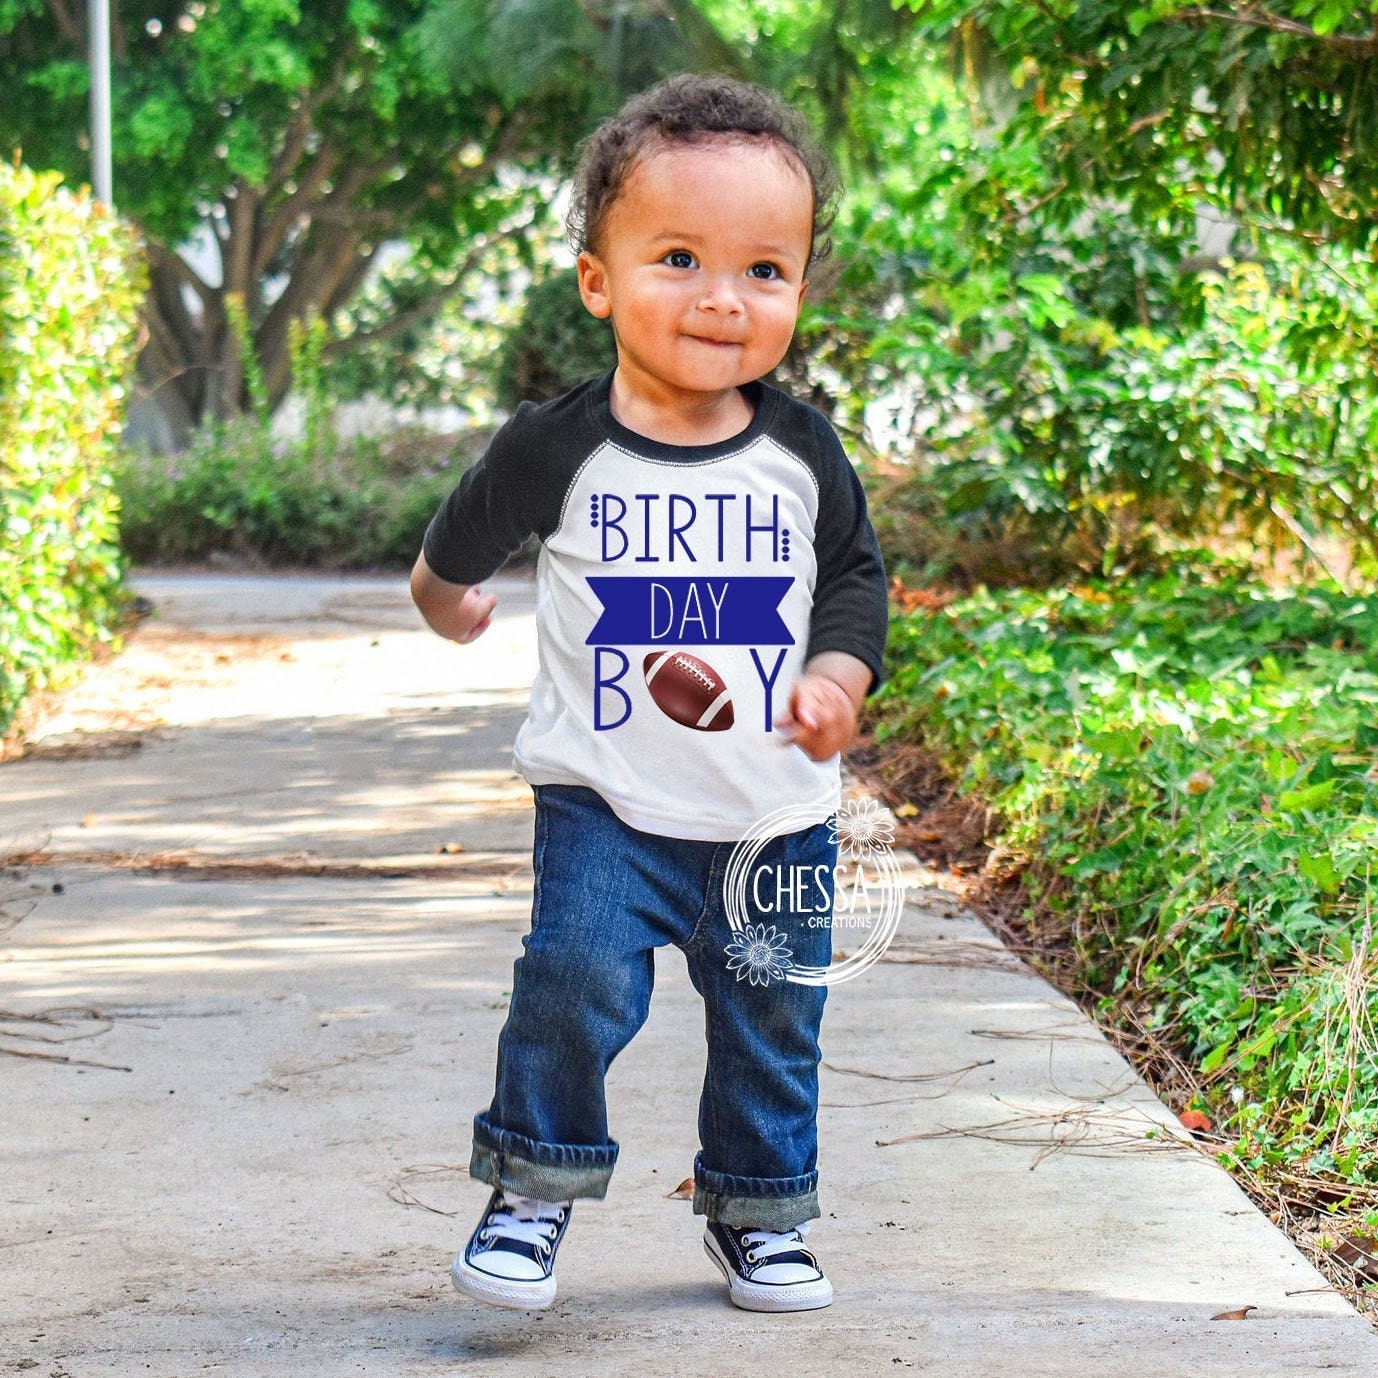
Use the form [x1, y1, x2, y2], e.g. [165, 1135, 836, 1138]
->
[135, 231, 370, 444]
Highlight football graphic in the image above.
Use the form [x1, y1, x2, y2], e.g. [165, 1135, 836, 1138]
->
[643, 651, 734, 732]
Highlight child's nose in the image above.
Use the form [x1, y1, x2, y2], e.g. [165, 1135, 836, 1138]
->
[697, 276, 745, 314]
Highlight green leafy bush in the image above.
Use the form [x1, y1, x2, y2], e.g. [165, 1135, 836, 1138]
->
[860, 251, 1378, 587]
[0, 163, 143, 739]
[494, 270, 616, 410]
[874, 579, 1378, 1182]
[115, 420, 484, 570]
[797, 55, 1378, 587]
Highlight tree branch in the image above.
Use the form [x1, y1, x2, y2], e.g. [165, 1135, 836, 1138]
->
[145, 240, 214, 312]
[1268, 498, 1353, 587]
[1179, 7, 1378, 57]
[323, 214, 537, 356]
[223, 178, 260, 300]
[141, 258, 216, 423]
[281, 157, 391, 228]
[266, 102, 317, 194]
[1126, 111, 1170, 138]
[253, 142, 344, 277]
[138, 302, 209, 422]
[266, 51, 352, 191]
[109, 2, 127, 61]
[321, 248, 377, 319]
[44, 0, 80, 45]
[144, 270, 200, 366]
[659, 0, 751, 77]
[1010, 179, 1070, 221]
[323, 276, 464, 358]
[257, 221, 369, 405]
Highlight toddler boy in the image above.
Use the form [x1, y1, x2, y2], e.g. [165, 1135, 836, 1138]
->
[412, 73, 888, 1313]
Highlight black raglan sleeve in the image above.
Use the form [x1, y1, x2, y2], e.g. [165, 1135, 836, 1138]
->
[421, 406, 546, 586]
[800, 408, 889, 694]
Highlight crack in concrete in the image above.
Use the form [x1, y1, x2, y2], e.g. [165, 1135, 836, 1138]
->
[2, 849, 532, 883]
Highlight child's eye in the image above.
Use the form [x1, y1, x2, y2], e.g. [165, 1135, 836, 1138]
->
[664, 250, 697, 269]
[748, 262, 782, 281]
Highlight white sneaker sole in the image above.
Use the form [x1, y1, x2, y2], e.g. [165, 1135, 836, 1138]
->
[451, 1255, 557, 1310]
[703, 1234, 834, 1313]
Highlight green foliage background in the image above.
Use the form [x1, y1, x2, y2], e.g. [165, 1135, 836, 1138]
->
[0, 162, 144, 739]
[115, 420, 483, 569]
[0, 0, 739, 428]
[493, 269, 617, 410]
[692, 0, 1378, 1203]
[776, 37, 1378, 585]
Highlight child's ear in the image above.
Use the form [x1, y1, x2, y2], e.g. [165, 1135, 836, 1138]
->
[576, 251, 613, 319]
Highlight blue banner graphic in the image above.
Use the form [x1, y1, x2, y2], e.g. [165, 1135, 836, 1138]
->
[585, 576, 794, 646]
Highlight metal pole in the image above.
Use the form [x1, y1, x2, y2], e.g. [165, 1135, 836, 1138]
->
[89, 0, 112, 206]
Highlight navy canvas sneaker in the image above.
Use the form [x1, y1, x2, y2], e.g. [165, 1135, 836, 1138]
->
[451, 1190, 572, 1309]
[703, 1219, 833, 1312]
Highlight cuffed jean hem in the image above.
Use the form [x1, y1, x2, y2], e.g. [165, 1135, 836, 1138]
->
[469, 1114, 617, 1201]
[691, 1153, 819, 1230]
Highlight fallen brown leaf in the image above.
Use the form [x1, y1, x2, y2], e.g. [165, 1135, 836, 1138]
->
[1210, 1305, 1256, 1321]
[889, 579, 959, 614]
[1178, 1108, 1212, 1134]
[1333, 1233, 1378, 1285]
[667, 1177, 694, 1200]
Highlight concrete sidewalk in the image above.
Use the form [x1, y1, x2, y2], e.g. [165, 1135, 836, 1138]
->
[1, 571, 1374, 1377]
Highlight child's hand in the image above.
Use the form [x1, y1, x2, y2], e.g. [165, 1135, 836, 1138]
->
[410, 555, 498, 644]
[775, 653, 872, 762]
[444, 584, 499, 644]
[776, 673, 857, 761]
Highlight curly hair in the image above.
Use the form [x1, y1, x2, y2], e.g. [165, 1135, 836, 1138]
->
[566, 74, 840, 272]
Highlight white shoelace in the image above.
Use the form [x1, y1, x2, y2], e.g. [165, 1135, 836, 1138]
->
[741, 1222, 811, 1263]
[480, 1196, 567, 1253]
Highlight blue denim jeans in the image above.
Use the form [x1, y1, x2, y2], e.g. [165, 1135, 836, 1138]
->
[469, 784, 834, 1231]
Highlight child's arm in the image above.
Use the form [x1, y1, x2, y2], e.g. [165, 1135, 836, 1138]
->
[410, 552, 498, 644]
[787, 408, 888, 760]
[776, 651, 873, 762]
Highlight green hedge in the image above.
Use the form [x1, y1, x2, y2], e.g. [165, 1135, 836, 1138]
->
[0, 163, 144, 739]
[115, 418, 479, 570]
[874, 578, 1378, 1184]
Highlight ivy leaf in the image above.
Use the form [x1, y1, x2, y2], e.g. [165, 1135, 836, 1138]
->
[1279, 779, 1337, 812]
[1298, 850, 1339, 895]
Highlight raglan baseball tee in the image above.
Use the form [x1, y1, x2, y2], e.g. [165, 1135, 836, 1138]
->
[423, 371, 888, 842]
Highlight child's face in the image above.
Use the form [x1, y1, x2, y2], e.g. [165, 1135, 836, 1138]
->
[576, 138, 813, 408]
